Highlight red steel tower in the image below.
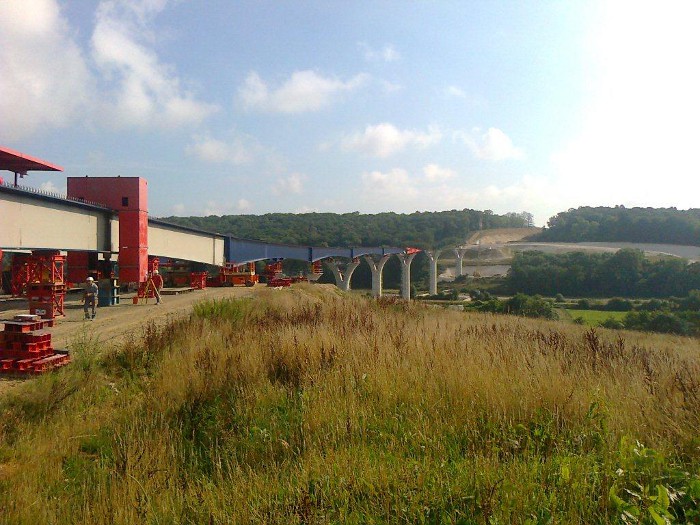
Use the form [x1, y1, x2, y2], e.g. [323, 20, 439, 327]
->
[66, 177, 148, 283]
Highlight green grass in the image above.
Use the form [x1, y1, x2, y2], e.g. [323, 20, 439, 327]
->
[566, 309, 628, 326]
[1, 285, 699, 523]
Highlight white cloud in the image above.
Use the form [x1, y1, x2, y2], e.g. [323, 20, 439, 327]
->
[92, 0, 217, 128]
[238, 70, 369, 113]
[342, 123, 442, 158]
[423, 164, 455, 182]
[445, 86, 466, 98]
[272, 173, 305, 196]
[0, 0, 94, 140]
[358, 42, 401, 62]
[172, 203, 185, 214]
[237, 199, 252, 212]
[0, 0, 217, 139]
[361, 168, 419, 203]
[186, 134, 255, 165]
[356, 165, 554, 224]
[456, 127, 524, 161]
[39, 181, 64, 194]
[381, 80, 403, 93]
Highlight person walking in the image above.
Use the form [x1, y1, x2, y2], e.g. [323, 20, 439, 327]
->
[83, 276, 98, 320]
[152, 269, 164, 305]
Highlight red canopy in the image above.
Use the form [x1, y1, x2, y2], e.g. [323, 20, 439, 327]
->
[0, 146, 63, 175]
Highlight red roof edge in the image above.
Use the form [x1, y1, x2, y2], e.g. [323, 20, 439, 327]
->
[0, 146, 64, 173]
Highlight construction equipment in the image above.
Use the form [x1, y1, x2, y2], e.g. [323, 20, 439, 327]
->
[209, 262, 258, 287]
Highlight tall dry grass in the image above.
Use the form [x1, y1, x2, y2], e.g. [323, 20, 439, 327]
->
[1, 284, 699, 523]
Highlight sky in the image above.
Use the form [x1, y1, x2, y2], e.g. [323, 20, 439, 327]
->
[1, 0, 699, 226]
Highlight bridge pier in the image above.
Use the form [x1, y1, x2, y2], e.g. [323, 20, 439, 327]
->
[396, 252, 417, 299]
[329, 258, 360, 291]
[363, 254, 391, 297]
[425, 249, 441, 295]
[454, 248, 468, 278]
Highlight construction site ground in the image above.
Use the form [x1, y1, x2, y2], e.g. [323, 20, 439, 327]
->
[0, 286, 255, 395]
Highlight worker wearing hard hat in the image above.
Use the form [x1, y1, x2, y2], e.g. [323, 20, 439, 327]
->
[152, 270, 164, 305]
[83, 277, 98, 320]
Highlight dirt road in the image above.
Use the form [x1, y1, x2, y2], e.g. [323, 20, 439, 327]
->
[0, 286, 255, 395]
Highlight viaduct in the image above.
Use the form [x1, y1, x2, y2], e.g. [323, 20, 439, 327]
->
[0, 146, 467, 298]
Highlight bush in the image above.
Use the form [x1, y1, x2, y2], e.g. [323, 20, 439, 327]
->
[636, 298, 669, 312]
[576, 298, 591, 310]
[624, 311, 693, 336]
[555, 293, 566, 302]
[599, 317, 625, 330]
[505, 294, 556, 319]
[603, 297, 634, 311]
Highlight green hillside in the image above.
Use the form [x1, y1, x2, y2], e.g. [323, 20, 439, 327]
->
[534, 206, 700, 245]
[160, 209, 530, 248]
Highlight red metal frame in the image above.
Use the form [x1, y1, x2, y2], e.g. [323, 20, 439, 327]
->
[190, 272, 208, 289]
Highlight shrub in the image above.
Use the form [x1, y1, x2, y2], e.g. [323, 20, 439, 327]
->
[599, 317, 625, 330]
[604, 297, 634, 311]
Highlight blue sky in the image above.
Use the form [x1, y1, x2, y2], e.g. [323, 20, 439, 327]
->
[1, 1, 699, 225]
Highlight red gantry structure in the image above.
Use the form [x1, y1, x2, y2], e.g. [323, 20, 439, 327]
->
[0, 146, 63, 187]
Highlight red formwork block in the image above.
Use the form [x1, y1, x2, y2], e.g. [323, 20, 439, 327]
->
[32, 353, 70, 373]
[3, 320, 49, 333]
[0, 348, 52, 360]
[16, 358, 38, 372]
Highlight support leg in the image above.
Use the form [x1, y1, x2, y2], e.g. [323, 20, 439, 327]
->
[396, 252, 417, 299]
[363, 254, 390, 297]
[329, 258, 361, 291]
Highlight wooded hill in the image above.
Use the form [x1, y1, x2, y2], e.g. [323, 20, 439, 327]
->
[534, 206, 700, 245]
[161, 209, 530, 248]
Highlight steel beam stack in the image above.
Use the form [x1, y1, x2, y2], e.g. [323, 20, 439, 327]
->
[0, 314, 70, 374]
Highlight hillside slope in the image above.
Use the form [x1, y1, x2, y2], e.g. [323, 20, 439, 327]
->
[1, 286, 699, 523]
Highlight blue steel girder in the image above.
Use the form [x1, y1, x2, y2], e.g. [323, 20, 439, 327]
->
[225, 236, 405, 264]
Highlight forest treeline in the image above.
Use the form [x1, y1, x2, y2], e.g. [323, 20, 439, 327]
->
[508, 249, 700, 298]
[534, 206, 700, 245]
[161, 209, 530, 248]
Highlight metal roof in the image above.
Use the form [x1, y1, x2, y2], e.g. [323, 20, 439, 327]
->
[0, 146, 63, 174]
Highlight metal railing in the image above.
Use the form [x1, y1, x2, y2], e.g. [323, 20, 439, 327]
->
[0, 179, 110, 209]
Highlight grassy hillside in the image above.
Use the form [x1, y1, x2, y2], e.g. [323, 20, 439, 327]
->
[1, 286, 699, 523]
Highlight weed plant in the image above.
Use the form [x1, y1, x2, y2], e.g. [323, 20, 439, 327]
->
[0, 284, 699, 523]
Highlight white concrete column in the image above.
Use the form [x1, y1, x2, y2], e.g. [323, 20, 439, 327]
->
[363, 254, 390, 297]
[425, 249, 441, 295]
[329, 258, 361, 291]
[396, 252, 417, 299]
[454, 248, 468, 278]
